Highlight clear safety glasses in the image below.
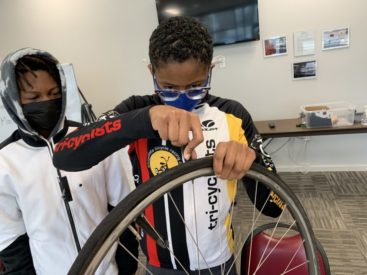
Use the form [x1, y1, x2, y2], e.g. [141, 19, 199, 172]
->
[153, 71, 211, 102]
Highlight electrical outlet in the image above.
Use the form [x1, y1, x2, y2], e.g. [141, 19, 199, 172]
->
[218, 56, 226, 68]
[212, 55, 226, 69]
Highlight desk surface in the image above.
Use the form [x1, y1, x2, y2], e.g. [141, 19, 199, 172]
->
[254, 118, 367, 138]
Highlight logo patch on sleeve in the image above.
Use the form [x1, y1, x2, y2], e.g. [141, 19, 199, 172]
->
[148, 147, 182, 176]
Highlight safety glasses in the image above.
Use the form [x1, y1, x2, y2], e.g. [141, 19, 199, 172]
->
[153, 71, 211, 102]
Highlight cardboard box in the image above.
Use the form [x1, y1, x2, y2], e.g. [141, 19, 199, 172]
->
[300, 102, 355, 128]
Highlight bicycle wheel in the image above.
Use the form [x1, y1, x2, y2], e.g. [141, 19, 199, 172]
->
[68, 157, 320, 275]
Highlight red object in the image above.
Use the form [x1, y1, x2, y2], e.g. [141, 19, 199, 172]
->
[137, 139, 160, 267]
[241, 225, 330, 275]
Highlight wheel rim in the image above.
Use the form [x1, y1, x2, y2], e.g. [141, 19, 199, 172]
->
[68, 158, 319, 275]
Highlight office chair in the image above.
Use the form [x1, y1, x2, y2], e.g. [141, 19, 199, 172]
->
[240, 223, 330, 275]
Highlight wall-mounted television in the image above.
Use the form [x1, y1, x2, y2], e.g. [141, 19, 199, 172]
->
[155, 0, 260, 47]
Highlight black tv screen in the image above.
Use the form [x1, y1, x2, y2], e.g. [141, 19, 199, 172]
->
[155, 0, 260, 46]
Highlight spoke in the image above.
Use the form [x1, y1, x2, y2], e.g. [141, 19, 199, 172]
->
[281, 261, 309, 274]
[68, 160, 318, 275]
[168, 193, 214, 275]
[118, 241, 153, 275]
[253, 206, 289, 272]
[163, 194, 177, 268]
[191, 181, 201, 273]
[128, 225, 142, 241]
[282, 239, 307, 274]
[139, 213, 190, 274]
[223, 181, 238, 275]
[229, 191, 273, 274]
[254, 219, 296, 274]
[247, 180, 259, 275]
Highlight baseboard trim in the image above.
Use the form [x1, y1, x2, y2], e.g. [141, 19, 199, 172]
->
[276, 164, 367, 172]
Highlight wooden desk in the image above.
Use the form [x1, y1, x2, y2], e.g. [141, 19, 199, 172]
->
[254, 118, 367, 138]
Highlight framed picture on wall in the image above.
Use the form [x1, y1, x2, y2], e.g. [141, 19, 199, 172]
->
[263, 36, 287, 57]
[293, 30, 315, 57]
[292, 60, 317, 80]
[322, 27, 349, 50]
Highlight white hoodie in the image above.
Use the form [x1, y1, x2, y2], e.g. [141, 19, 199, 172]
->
[0, 48, 131, 274]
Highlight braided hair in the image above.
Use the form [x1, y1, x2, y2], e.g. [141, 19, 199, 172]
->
[15, 55, 61, 91]
[149, 16, 213, 69]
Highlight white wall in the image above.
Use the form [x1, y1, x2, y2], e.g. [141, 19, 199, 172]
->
[213, 0, 367, 119]
[0, 0, 366, 171]
[0, 0, 157, 115]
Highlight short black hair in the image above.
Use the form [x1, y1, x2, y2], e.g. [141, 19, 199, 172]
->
[149, 16, 213, 69]
[15, 55, 61, 91]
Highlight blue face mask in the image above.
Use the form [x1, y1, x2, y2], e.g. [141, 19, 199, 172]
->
[153, 71, 211, 111]
[163, 93, 202, 111]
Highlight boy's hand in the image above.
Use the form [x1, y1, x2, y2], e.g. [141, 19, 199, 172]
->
[213, 141, 256, 180]
[149, 105, 204, 160]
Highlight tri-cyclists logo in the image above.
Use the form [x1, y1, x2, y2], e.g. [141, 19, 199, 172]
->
[201, 120, 218, 131]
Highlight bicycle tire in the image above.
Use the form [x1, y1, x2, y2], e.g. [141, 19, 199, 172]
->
[68, 157, 319, 275]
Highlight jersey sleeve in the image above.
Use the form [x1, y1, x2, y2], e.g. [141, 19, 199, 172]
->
[102, 149, 135, 207]
[53, 107, 158, 172]
[113, 95, 160, 114]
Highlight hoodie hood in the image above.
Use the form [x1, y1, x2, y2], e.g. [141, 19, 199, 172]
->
[0, 48, 67, 139]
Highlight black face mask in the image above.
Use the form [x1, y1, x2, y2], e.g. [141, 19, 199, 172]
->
[22, 98, 62, 132]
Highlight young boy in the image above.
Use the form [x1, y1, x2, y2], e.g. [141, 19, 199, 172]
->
[53, 16, 282, 274]
[117, 16, 284, 274]
[0, 48, 132, 275]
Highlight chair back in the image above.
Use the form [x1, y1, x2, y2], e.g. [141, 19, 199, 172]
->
[240, 223, 330, 275]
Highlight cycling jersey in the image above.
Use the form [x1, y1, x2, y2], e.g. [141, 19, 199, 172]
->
[53, 97, 283, 271]
[129, 103, 247, 270]
[128, 102, 283, 271]
[114, 94, 280, 218]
